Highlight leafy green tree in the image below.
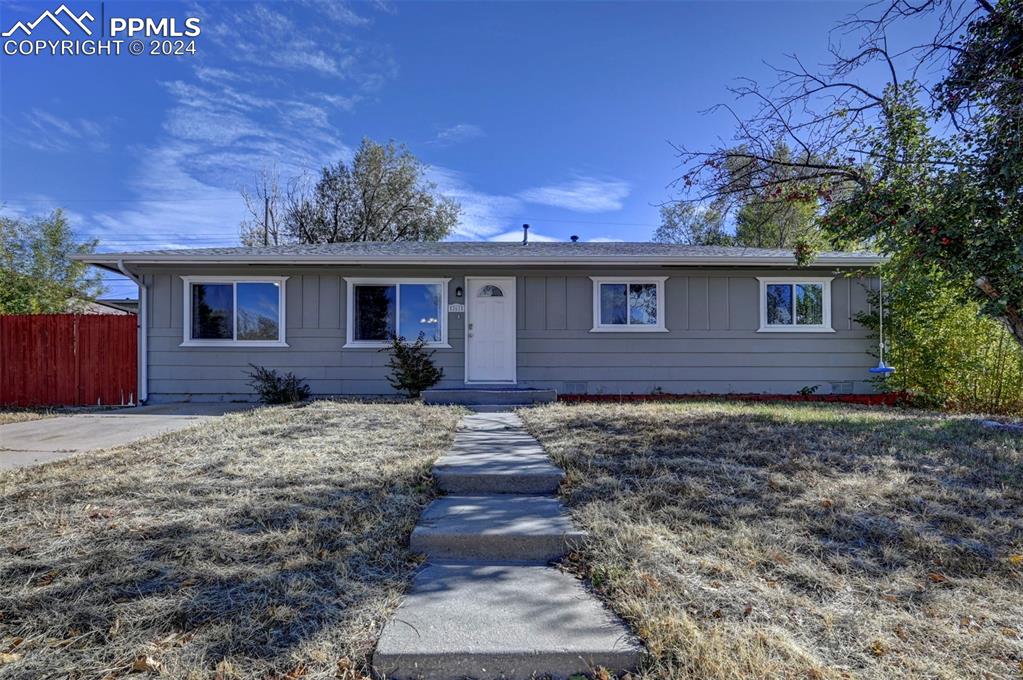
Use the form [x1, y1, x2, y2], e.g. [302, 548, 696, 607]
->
[257, 138, 461, 244]
[732, 145, 819, 249]
[653, 202, 732, 246]
[675, 0, 1023, 350]
[857, 253, 1023, 413]
[662, 144, 820, 248]
[0, 209, 102, 314]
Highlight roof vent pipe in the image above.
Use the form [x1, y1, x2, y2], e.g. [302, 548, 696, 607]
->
[522, 223, 530, 245]
[570, 235, 579, 243]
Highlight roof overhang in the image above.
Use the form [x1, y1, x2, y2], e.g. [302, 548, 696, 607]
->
[76, 253, 885, 269]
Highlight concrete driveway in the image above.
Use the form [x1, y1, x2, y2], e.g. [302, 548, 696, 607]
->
[0, 403, 255, 471]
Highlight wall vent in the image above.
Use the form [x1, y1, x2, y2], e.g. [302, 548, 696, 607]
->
[564, 381, 588, 395]
[830, 381, 854, 395]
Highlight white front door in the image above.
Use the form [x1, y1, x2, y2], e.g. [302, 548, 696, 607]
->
[465, 277, 516, 383]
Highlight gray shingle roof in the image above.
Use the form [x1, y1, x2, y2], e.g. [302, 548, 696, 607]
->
[79, 241, 881, 267]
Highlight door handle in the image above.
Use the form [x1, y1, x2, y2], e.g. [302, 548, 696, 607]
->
[468, 333, 474, 338]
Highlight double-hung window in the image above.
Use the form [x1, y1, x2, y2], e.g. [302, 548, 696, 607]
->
[181, 276, 287, 347]
[757, 277, 833, 332]
[345, 278, 450, 347]
[589, 277, 667, 332]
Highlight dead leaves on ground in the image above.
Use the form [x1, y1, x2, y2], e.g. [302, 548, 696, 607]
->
[336, 656, 373, 680]
[32, 570, 58, 587]
[85, 504, 118, 520]
[281, 662, 306, 679]
[130, 655, 163, 673]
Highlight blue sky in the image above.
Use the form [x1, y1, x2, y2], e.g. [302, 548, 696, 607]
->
[0, 0, 924, 297]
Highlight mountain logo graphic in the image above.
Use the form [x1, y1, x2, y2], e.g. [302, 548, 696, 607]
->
[2, 4, 95, 37]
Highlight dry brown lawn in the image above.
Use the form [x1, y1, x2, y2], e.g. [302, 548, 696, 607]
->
[0, 400, 463, 679]
[0, 410, 54, 426]
[520, 401, 1023, 680]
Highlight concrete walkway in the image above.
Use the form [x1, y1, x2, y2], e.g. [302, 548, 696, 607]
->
[0, 403, 253, 471]
[374, 411, 641, 679]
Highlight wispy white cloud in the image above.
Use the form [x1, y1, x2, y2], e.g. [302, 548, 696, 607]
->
[429, 169, 636, 240]
[428, 166, 523, 239]
[81, 141, 246, 249]
[323, 94, 360, 112]
[13, 109, 109, 153]
[82, 1, 392, 255]
[518, 177, 631, 213]
[156, 75, 350, 190]
[429, 123, 485, 146]
[199, 2, 396, 86]
[0, 197, 88, 228]
[296, 0, 372, 27]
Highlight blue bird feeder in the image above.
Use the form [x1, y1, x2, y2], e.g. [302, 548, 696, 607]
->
[869, 361, 896, 375]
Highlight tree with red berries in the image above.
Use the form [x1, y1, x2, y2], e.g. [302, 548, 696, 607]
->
[674, 0, 1023, 348]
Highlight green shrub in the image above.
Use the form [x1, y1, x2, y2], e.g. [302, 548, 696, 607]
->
[245, 364, 311, 404]
[856, 266, 1023, 415]
[383, 333, 444, 398]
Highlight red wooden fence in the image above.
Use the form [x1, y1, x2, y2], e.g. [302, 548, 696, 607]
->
[0, 315, 138, 407]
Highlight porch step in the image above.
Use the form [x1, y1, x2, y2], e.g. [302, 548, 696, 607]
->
[372, 562, 643, 680]
[411, 495, 585, 562]
[422, 387, 557, 406]
[435, 427, 565, 494]
[465, 405, 521, 413]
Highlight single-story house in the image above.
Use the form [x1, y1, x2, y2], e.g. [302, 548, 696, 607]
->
[95, 297, 140, 315]
[76, 240, 883, 403]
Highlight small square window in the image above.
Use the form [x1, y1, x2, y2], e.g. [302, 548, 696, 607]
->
[353, 284, 396, 342]
[758, 278, 832, 332]
[600, 283, 628, 325]
[591, 278, 667, 332]
[399, 283, 443, 343]
[796, 283, 824, 325]
[628, 283, 658, 325]
[237, 282, 281, 341]
[191, 283, 233, 340]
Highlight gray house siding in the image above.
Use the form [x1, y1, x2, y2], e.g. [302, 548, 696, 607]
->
[138, 265, 876, 402]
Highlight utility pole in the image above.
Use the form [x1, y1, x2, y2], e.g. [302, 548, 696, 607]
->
[263, 196, 270, 246]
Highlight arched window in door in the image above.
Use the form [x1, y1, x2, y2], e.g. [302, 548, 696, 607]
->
[478, 285, 504, 297]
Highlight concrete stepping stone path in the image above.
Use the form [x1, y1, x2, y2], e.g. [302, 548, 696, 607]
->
[374, 412, 642, 680]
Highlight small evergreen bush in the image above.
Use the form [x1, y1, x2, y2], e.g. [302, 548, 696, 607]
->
[245, 364, 311, 404]
[383, 333, 444, 398]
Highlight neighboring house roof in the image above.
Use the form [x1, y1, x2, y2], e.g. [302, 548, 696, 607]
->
[76, 241, 883, 269]
[95, 298, 139, 314]
[67, 299, 131, 315]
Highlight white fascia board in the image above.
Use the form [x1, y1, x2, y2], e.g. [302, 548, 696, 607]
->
[74, 254, 886, 267]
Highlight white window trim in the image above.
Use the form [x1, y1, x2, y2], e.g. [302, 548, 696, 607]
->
[589, 276, 668, 333]
[756, 276, 835, 333]
[344, 277, 451, 348]
[180, 275, 289, 347]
